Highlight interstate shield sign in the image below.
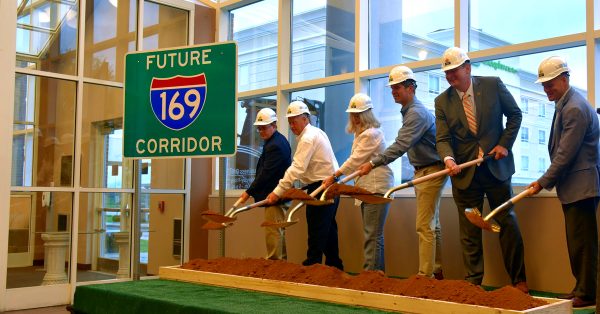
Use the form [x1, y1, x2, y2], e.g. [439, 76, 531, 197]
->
[124, 42, 237, 158]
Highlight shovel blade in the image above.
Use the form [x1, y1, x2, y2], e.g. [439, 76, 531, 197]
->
[201, 221, 228, 230]
[352, 194, 393, 204]
[201, 210, 237, 223]
[464, 207, 500, 233]
[261, 220, 298, 228]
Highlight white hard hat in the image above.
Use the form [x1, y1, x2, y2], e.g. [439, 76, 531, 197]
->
[254, 108, 277, 126]
[346, 93, 373, 113]
[286, 100, 310, 117]
[441, 47, 470, 71]
[387, 65, 415, 86]
[535, 56, 570, 83]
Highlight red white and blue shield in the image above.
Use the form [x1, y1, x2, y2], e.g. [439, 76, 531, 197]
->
[149, 74, 207, 130]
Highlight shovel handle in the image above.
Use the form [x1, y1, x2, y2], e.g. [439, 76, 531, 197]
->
[284, 183, 328, 223]
[319, 170, 362, 201]
[227, 199, 270, 218]
[483, 187, 534, 222]
[224, 197, 247, 217]
[383, 155, 493, 198]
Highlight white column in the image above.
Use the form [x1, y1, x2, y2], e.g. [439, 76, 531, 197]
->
[41, 233, 69, 285]
[114, 232, 130, 278]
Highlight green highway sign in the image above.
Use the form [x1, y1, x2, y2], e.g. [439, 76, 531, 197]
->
[123, 42, 237, 158]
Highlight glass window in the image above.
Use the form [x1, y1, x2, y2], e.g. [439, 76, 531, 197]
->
[538, 157, 546, 173]
[84, 0, 137, 82]
[140, 0, 189, 190]
[140, 193, 185, 276]
[77, 192, 132, 282]
[290, 83, 355, 166]
[369, 0, 454, 68]
[7, 191, 73, 288]
[81, 83, 132, 188]
[16, 0, 79, 75]
[229, 0, 278, 92]
[538, 103, 546, 117]
[521, 156, 529, 171]
[370, 68, 450, 186]
[469, 46, 586, 185]
[224, 96, 276, 190]
[12, 75, 76, 187]
[538, 130, 546, 145]
[143, 1, 188, 50]
[521, 127, 529, 142]
[291, 0, 355, 82]
[428, 74, 440, 96]
[520, 97, 528, 113]
[470, 0, 585, 51]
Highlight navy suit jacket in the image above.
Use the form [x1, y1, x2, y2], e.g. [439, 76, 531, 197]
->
[435, 76, 522, 189]
[538, 88, 600, 204]
[246, 131, 292, 202]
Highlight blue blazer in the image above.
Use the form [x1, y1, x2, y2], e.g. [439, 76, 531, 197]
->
[538, 88, 600, 204]
[435, 76, 522, 189]
[246, 131, 292, 202]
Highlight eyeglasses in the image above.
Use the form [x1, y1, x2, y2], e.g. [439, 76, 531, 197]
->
[256, 125, 272, 132]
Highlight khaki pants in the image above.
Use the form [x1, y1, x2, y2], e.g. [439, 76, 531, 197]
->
[264, 204, 287, 260]
[414, 164, 448, 277]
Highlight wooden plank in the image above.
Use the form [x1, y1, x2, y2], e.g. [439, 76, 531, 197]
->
[159, 266, 571, 314]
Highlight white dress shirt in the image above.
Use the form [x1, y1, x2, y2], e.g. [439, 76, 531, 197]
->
[338, 128, 393, 194]
[273, 124, 339, 196]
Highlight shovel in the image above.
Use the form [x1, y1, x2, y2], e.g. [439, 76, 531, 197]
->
[280, 187, 333, 206]
[201, 198, 269, 230]
[465, 187, 534, 232]
[382, 155, 494, 199]
[318, 171, 392, 204]
[261, 171, 363, 229]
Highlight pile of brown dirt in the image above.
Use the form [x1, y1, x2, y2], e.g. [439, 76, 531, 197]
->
[181, 257, 547, 311]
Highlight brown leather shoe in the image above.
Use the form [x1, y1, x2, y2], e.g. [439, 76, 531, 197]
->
[572, 297, 595, 308]
[514, 281, 529, 294]
[557, 292, 574, 299]
[433, 270, 444, 280]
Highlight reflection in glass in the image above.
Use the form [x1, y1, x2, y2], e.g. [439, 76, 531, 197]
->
[368, 47, 585, 186]
[77, 193, 132, 282]
[143, 1, 188, 50]
[470, 0, 585, 51]
[81, 83, 132, 188]
[84, 0, 137, 81]
[469, 47, 586, 184]
[290, 83, 354, 165]
[229, 0, 278, 92]
[7, 192, 73, 288]
[369, 0, 453, 68]
[12, 75, 76, 187]
[16, 0, 79, 75]
[292, 0, 355, 82]
[139, 193, 184, 277]
[225, 96, 276, 190]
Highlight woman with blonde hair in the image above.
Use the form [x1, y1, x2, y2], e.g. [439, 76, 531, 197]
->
[324, 93, 393, 271]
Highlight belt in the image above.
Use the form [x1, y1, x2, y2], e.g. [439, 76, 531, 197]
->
[414, 160, 443, 171]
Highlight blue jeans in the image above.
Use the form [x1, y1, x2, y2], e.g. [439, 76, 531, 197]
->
[361, 201, 390, 271]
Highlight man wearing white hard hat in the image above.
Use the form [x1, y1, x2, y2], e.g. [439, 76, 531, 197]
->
[323, 93, 394, 271]
[434, 47, 527, 292]
[241, 108, 292, 260]
[267, 101, 344, 270]
[357, 66, 447, 279]
[527, 56, 599, 308]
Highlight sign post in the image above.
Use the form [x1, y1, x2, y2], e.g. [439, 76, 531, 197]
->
[123, 42, 237, 158]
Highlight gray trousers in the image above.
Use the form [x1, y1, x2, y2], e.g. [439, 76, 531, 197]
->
[452, 165, 526, 285]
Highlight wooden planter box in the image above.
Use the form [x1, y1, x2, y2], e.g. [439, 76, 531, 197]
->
[159, 266, 571, 314]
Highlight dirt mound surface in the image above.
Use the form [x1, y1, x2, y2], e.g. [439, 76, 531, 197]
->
[181, 257, 546, 311]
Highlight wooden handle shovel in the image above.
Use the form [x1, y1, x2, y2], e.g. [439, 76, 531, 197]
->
[464, 187, 534, 232]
